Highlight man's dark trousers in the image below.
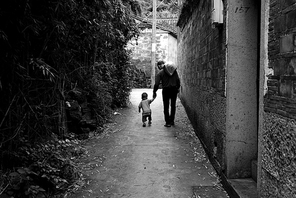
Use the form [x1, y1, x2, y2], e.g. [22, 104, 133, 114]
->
[162, 87, 178, 124]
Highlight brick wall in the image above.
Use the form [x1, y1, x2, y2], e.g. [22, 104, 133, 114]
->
[177, 1, 227, 172]
[262, 0, 296, 196]
[265, 0, 296, 117]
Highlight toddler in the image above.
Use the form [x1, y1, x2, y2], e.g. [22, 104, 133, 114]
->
[138, 92, 154, 127]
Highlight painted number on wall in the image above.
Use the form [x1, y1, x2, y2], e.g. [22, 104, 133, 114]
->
[234, 6, 251, 13]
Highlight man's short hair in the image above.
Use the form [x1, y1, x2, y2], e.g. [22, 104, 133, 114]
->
[165, 61, 175, 67]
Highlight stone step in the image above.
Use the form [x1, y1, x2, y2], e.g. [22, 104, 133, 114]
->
[227, 178, 258, 198]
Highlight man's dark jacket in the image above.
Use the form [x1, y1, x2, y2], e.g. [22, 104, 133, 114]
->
[153, 64, 180, 93]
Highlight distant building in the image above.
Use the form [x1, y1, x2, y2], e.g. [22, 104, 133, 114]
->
[127, 17, 177, 85]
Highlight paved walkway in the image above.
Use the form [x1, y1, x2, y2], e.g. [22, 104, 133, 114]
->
[68, 89, 230, 198]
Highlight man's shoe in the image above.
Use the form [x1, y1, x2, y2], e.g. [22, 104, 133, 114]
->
[148, 121, 152, 125]
[170, 121, 175, 126]
[164, 123, 171, 127]
[143, 123, 146, 127]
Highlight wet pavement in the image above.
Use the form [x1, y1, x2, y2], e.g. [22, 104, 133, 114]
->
[68, 88, 230, 198]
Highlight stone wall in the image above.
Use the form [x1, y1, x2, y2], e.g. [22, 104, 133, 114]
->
[177, 0, 227, 173]
[262, 0, 296, 196]
[261, 112, 296, 197]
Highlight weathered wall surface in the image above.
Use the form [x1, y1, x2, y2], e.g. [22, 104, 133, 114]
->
[262, 0, 296, 196]
[127, 29, 177, 78]
[261, 112, 296, 197]
[177, 1, 226, 173]
[225, 0, 259, 179]
[167, 35, 178, 64]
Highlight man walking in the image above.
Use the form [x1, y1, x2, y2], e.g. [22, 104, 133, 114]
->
[153, 60, 180, 127]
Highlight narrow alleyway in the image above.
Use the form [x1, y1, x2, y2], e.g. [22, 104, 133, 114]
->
[68, 89, 230, 198]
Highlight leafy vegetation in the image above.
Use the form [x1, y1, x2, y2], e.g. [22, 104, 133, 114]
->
[138, 0, 179, 17]
[0, 0, 178, 196]
[0, 0, 142, 197]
